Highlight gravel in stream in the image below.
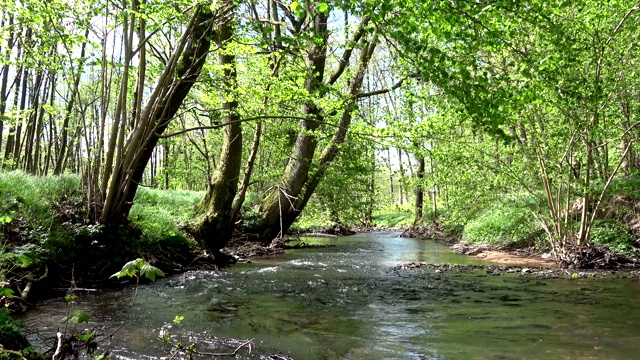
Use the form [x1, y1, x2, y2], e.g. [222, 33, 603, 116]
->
[391, 262, 640, 279]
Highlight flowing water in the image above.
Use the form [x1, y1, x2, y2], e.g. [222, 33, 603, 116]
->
[20, 232, 640, 359]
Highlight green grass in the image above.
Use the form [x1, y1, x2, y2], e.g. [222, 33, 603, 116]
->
[0, 171, 204, 270]
[0, 170, 82, 227]
[372, 205, 414, 228]
[129, 187, 204, 244]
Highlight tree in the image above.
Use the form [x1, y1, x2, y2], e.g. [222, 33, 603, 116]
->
[100, 4, 222, 225]
[195, 0, 243, 253]
[257, 2, 381, 240]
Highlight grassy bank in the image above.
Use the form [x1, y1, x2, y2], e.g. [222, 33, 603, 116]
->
[1, 171, 206, 357]
[0, 171, 202, 299]
[457, 180, 640, 255]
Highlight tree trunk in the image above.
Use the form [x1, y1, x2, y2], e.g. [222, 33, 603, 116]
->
[414, 155, 425, 226]
[0, 14, 14, 153]
[33, 74, 54, 175]
[10, 62, 28, 167]
[257, 12, 330, 240]
[398, 147, 405, 205]
[258, 35, 376, 240]
[100, 5, 217, 225]
[53, 30, 89, 175]
[386, 148, 394, 202]
[23, 70, 46, 173]
[196, 0, 242, 252]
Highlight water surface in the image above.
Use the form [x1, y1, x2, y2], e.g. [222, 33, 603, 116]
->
[21, 232, 640, 359]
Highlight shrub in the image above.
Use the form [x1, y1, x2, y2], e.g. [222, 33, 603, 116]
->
[590, 219, 636, 254]
[462, 201, 545, 246]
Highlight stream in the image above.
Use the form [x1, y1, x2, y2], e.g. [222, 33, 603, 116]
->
[20, 232, 640, 359]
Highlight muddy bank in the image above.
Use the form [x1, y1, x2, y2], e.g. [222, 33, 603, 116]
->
[451, 242, 555, 267]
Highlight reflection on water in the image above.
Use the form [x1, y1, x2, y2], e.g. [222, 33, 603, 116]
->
[20, 232, 640, 359]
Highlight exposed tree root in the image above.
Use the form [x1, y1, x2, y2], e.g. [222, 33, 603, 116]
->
[557, 244, 639, 269]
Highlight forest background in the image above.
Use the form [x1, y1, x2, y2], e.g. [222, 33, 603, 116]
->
[1, 0, 640, 300]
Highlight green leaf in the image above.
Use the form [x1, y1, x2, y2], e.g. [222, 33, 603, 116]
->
[110, 258, 144, 279]
[0, 288, 14, 299]
[318, 2, 329, 14]
[62, 310, 92, 324]
[77, 330, 95, 342]
[290, 1, 305, 18]
[139, 263, 165, 282]
[12, 254, 32, 267]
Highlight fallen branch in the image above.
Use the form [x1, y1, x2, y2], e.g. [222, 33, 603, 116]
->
[197, 338, 254, 357]
[18, 264, 49, 301]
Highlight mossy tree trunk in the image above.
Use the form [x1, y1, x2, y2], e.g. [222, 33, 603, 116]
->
[258, 30, 377, 241]
[196, 0, 242, 253]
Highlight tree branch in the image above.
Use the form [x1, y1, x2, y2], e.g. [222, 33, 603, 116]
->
[326, 17, 371, 85]
[356, 76, 408, 99]
[606, 4, 639, 45]
[157, 115, 308, 138]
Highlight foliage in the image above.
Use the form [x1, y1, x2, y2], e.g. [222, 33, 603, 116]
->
[1, 0, 640, 265]
[0, 308, 24, 339]
[0, 308, 30, 357]
[111, 258, 165, 282]
[608, 173, 640, 200]
[462, 199, 546, 247]
[61, 309, 92, 325]
[590, 220, 636, 254]
[372, 205, 414, 228]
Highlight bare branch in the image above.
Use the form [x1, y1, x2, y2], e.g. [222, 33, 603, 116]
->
[327, 17, 371, 85]
[157, 115, 309, 138]
[356, 76, 408, 99]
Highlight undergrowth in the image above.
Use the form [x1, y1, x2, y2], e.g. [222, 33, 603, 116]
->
[462, 196, 545, 247]
[0, 172, 202, 281]
[590, 219, 636, 254]
[372, 205, 414, 228]
[128, 188, 202, 252]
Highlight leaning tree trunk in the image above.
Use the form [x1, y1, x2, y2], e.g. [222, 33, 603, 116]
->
[100, 5, 218, 225]
[258, 35, 376, 241]
[291, 40, 377, 225]
[196, 0, 242, 253]
[257, 12, 330, 240]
